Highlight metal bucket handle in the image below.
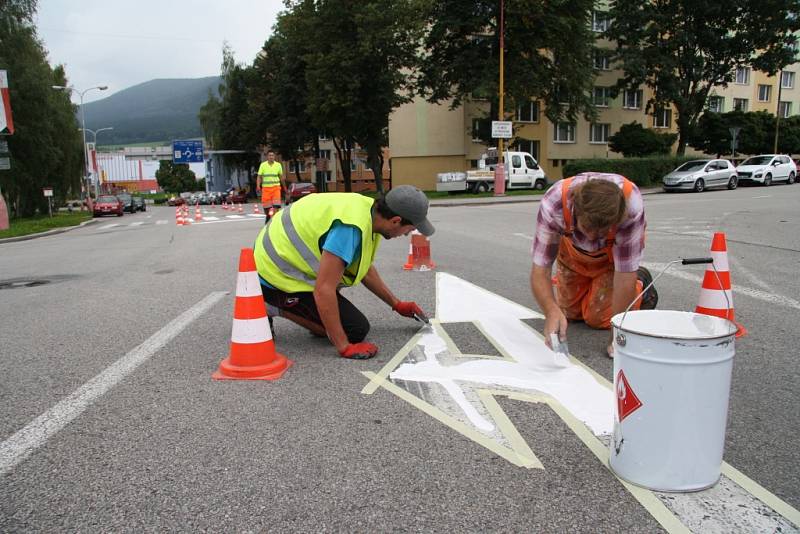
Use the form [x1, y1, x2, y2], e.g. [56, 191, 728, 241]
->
[616, 258, 730, 345]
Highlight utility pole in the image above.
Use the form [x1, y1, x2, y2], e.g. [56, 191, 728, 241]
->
[774, 71, 783, 153]
[493, 0, 507, 196]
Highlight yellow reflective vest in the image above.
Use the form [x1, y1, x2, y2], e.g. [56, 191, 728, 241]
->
[254, 193, 381, 293]
[258, 161, 283, 186]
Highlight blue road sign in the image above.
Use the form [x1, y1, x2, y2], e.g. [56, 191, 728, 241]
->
[172, 140, 204, 164]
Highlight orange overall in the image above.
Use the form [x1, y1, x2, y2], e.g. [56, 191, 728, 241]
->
[555, 177, 642, 329]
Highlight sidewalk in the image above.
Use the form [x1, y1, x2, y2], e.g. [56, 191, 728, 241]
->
[429, 185, 663, 208]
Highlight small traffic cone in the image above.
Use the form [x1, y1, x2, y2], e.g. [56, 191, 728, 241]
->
[238, 203, 244, 214]
[403, 230, 436, 271]
[253, 203, 260, 214]
[402, 241, 414, 270]
[213, 248, 293, 380]
[194, 206, 203, 222]
[222, 201, 228, 210]
[695, 232, 746, 337]
[176, 212, 184, 226]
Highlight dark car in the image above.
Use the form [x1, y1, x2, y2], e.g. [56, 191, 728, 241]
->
[93, 195, 124, 217]
[288, 182, 316, 202]
[133, 196, 146, 211]
[167, 195, 186, 206]
[116, 193, 137, 213]
[226, 188, 248, 204]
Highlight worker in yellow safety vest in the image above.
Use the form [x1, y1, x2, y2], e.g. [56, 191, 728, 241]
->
[254, 186, 435, 360]
[256, 149, 286, 224]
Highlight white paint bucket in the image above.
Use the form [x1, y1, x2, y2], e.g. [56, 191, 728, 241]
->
[608, 310, 737, 492]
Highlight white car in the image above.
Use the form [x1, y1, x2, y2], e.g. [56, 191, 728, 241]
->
[736, 155, 796, 186]
[662, 159, 738, 192]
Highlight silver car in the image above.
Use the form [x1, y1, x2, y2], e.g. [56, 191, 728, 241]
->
[662, 159, 738, 193]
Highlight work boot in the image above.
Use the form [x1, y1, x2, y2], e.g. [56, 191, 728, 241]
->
[637, 266, 658, 310]
[268, 316, 276, 341]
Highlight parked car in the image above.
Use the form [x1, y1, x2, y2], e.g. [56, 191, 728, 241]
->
[167, 195, 186, 206]
[93, 195, 124, 217]
[662, 159, 738, 192]
[226, 188, 247, 204]
[133, 196, 146, 211]
[736, 154, 796, 186]
[179, 192, 194, 204]
[116, 192, 137, 213]
[288, 181, 317, 202]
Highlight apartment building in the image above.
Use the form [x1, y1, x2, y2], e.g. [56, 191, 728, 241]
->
[387, 12, 799, 190]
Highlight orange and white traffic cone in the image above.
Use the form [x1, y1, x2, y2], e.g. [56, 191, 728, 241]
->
[238, 203, 244, 214]
[176, 211, 184, 226]
[695, 232, 746, 337]
[253, 203, 260, 214]
[194, 205, 203, 222]
[213, 248, 293, 380]
[222, 201, 228, 211]
[403, 230, 436, 271]
[402, 240, 414, 270]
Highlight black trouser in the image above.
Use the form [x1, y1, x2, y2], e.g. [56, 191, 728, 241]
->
[260, 284, 370, 343]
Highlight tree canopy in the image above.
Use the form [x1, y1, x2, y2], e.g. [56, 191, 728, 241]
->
[606, 0, 800, 155]
[609, 122, 677, 157]
[155, 160, 197, 193]
[689, 111, 800, 156]
[0, 0, 84, 217]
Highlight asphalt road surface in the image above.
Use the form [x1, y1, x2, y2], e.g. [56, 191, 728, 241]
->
[1, 185, 798, 532]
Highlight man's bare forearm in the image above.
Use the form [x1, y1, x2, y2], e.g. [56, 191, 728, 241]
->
[531, 264, 560, 316]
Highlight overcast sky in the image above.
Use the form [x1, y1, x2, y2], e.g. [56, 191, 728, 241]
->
[35, 0, 284, 103]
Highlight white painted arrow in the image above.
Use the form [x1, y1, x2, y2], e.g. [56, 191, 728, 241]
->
[390, 272, 614, 436]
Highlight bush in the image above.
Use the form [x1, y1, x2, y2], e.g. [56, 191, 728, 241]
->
[561, 156, 697, 186]
[609, 122, 677, 157]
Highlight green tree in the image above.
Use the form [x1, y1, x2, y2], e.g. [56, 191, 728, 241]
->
[606, 0, 800, 155]
[417, 0, 597, 137]
[304, 0, 424, 193]
[0, 0, 84, 217]
[608, 122, 676, 157]
[155, 160, 197, 193]
[688, 111, 799, 156]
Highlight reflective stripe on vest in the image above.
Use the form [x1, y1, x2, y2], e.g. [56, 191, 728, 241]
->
[254, 194, 380, 293]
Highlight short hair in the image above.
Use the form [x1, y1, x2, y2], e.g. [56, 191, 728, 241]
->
[572, 180, 627, 232]
[374, 197, 413, 226]
[266, 149, 275, 155]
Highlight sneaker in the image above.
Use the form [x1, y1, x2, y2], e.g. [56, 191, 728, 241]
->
[268, 316, 276, 340]
[637, 266, 658, 310]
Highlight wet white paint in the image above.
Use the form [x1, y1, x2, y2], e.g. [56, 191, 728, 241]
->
[390, 273, 614, 436]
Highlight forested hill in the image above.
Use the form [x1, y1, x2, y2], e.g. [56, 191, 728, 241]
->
[80, 76, 221, 146]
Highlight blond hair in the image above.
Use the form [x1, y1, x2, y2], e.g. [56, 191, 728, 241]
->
[571, 180, 627, 233]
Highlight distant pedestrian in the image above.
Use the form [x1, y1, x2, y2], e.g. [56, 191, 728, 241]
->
[256, 150, 285, 224]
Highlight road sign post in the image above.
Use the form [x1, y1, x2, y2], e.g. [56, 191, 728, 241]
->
[491, 121, 512, 196]
[43, 187, 53, 217]
[729, 127, 741, 159]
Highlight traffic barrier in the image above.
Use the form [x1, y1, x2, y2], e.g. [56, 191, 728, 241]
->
[213, 248, 293, 380]
[695, 232, 746, 337]
[402, 230, 436, 271]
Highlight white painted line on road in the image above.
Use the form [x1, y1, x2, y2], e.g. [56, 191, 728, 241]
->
[227, 215, 245, 219]
[0, 291, 227, 476]
[156, 220, 167, 225]
[129, 222, 144, 227]
[642, 262, 800, 311]
[97, 224, 119, 230]
[751, 195, 772, 199]
[512, 232, 534, 240]
[203, 216, 220, 221]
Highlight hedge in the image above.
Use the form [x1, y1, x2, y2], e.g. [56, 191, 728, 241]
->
[561, 156, 698, 187]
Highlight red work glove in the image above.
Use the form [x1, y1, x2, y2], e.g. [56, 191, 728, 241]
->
[392, 301, 424, 319]
[339, 342, 379, 360]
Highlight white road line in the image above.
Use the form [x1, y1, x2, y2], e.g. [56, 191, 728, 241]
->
[97, 224, 119, 230]
[226, 215, 245, 219]
[0, 291, 227, 476]
[155, 220, 167, 225]
[512, 232, 534, 240]
[642, 262, 800, 311]
[751, 195, 772, 199]
[203, 216, 220, 221]
[129, 222, 144, 227]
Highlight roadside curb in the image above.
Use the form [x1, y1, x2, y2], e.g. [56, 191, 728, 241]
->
[0, 217, 98, 244]
[429, 187, 663, 208]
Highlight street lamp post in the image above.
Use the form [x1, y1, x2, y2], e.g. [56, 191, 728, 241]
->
[52, 84, 108, 206]
[80, 127, 114, 194]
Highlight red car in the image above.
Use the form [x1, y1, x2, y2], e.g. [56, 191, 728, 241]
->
[167, 195, 186, 206]
[93, 195, 124, 217]
[288, 182, 317, 202]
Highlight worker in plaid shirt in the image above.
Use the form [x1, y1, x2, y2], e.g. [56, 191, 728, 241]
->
[530, 173, 658, 357]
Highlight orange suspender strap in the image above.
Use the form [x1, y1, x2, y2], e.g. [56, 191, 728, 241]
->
[606, 178, 634, 244]
[561, 178, 574, 235]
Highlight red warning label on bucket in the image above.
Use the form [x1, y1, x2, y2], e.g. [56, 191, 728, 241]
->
[616, 369, 643, 422]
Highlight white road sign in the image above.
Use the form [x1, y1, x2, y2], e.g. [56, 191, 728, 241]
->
[491, 121, 513, 139]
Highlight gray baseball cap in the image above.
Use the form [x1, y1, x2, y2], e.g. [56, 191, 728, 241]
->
[385, 185, 435, 236]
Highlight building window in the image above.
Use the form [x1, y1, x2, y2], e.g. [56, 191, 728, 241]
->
[516, 101, 539, 123]
[554, 122, 576, 143]
[779, 101, 792, 118]
[707, 96, 724, 113]
[653, 108, 672, 128]
[593, 87, 611, 107]
[316, 170, 332, 182]
[781, 71, 795, 89]
[623, 89, 642, 109]
[733, 98, 749, 112]
[735, 67, 750, 85]
[589, 123, 610, 143]
[758, 84, 772, 102]
[316, 149, 331, 160]
[514, 139, 540, 160]
[592, 11, 610, 32]
[318, 131, 331, 141]
[471, 118, 483, 142]
[289, 160, 306, 173]
[593, 49, 610, 70]
[350, 158, 358, 171]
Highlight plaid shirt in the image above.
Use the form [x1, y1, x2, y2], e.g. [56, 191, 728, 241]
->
[531, 173, 646, 273]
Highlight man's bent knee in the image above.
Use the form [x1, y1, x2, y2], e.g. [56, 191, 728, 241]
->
[345, 318, 370, 343]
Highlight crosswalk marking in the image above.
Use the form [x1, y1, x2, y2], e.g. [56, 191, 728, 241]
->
[129, 222, 144, 226]
[156, 220, 167, 225]
[97, 224, 119, 230]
